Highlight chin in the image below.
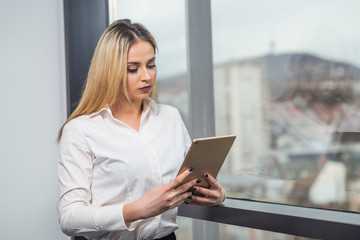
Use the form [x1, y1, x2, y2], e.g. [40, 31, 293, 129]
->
[130, 94, 150, 102]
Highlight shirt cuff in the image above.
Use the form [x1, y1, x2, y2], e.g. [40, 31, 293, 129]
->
[95, 203, 138, 232]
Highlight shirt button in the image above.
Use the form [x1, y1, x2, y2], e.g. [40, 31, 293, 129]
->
[155, 216, 160, 222]
[144, 143, 149, 147]
[153, 155, 158, 160]
[157, 175, 162, 180]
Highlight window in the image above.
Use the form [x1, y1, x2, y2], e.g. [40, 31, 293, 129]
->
[212, 0, 360, 213]
[66, 1, 360, 239]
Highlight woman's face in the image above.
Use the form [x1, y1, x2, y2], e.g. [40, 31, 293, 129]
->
[126, 40, 157, 103]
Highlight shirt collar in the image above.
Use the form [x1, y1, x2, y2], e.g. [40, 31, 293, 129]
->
[88, 97, 158, 118]
[88, 108, 110, 118]
[143, 97, 158, 115]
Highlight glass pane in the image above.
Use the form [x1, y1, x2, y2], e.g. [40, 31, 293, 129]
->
[176, 216, 193, 239]
[212, 0, 360, 212]
[176, 217, 317, 240]
[110, 0, 189, 123]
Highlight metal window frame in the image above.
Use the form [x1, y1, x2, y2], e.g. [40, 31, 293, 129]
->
[179, 198, 360, 239]
[63, 0, 109, 116]
[63, 0, 360, 239]
[184, 0, 219, 239]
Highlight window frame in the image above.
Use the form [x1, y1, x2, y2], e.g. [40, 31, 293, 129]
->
[64, 0, 360, 239]
[179, 198, 360, 239]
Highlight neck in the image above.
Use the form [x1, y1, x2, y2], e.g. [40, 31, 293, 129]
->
[110, 98, 143, 131]
[111, 100, 142, 114]
[112, 99, 142, 116]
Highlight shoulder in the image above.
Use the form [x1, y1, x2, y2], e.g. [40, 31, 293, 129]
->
[62, 113, 101, 141]
[63, 115, 91, 133]
[156, 103, 181, 115]
[155, 103, 183, 120]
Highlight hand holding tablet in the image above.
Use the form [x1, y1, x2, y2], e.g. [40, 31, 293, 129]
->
[176, 135, 236, 188]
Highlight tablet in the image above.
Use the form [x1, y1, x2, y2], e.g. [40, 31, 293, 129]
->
[176, 135, 236, 188]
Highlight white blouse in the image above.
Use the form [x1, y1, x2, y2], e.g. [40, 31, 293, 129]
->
[58, 97, 191, 240]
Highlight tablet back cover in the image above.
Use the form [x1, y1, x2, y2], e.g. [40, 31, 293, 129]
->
[177, 135, 236, 188]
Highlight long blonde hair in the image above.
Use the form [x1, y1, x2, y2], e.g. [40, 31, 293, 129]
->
[57, 19, 158, 142]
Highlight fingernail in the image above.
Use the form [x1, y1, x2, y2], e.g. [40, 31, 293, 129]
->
[192, 187, 196, 191]
[205, 174, 208, 178]
[187, 196, 192, 199]
[196, 179, 201, 183]
[184, 201, 189, 204]
[188, 167, 193, 172]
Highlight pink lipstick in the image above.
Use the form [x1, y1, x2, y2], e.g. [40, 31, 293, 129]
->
[139, 86, 151, 91]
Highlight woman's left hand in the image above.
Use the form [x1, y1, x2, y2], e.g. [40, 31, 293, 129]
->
[189, 173, 226, 206]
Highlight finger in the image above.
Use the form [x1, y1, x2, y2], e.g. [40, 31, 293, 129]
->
[204, 173, 226, 201]
[173, 191, 193, 207]
[167, 167, 194, 190]
[189, 195, 216, 206]
[172, 178, 198, 195]
[195, 184, 225, 202]
[193, 186, 214, 199]
[203, 173, 221, 189]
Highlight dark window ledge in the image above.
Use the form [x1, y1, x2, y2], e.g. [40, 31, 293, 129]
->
[178, 198, 360, 239]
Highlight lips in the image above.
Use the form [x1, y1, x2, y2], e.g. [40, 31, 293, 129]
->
[139, 86, 152, 91]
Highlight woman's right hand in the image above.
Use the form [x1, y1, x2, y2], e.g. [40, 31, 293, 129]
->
[123, 167, 197, 226]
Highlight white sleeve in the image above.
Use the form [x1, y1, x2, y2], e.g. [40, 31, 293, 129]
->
[177, 110, 192, 156]
[57, 121, 137, 238]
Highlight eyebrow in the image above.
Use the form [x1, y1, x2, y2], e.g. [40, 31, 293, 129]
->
[127, 57, 156, 65]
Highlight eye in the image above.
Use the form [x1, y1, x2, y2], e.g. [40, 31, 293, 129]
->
[147, 64, 156, 69]
[127, 68, 138, 73]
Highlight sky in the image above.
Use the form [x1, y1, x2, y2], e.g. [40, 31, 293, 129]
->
[111, 0, 360, 79]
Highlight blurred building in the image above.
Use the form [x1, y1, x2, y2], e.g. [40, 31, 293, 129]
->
[214, 61, 271, 174]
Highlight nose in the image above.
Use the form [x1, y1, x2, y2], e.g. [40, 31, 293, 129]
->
[141, 67, 151, 82]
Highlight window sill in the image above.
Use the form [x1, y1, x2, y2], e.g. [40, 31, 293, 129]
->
[178, 198, 360, 239]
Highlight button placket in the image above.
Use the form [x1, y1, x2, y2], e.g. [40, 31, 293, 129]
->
[142, 139, 162, 184]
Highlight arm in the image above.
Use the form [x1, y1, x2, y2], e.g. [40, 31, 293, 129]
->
[123, 168, 198, 227]
[58, 122, 119, 238]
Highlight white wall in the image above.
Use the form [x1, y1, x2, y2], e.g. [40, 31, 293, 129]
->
[0, 0, 68, 239]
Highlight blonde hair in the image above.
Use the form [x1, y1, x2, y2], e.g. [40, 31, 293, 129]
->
[57, 19, 158, 142]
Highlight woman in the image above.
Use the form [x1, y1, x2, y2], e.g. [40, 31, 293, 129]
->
[57, 19, 225, 240]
